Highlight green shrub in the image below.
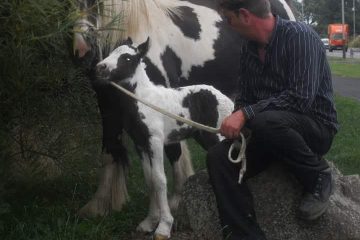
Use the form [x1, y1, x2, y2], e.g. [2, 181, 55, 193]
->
[0, 0, 101, 185]
[349, 36, 360, 48]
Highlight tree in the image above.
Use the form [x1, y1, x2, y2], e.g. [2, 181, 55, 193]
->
[292, 0, 360, 38]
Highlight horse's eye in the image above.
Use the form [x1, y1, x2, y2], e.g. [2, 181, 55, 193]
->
[126, 58, 131, 62]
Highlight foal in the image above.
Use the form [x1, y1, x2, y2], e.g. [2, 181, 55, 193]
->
[95, 38, 234, 239]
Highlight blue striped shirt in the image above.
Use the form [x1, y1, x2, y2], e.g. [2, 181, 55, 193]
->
[235, 16, 339, 131]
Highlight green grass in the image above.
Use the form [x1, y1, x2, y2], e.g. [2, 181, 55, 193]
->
[328, 57, 360, 78]
[326, 95, 360, 175]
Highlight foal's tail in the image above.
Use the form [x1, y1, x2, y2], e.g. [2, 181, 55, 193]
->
[179, 141, 194, 178]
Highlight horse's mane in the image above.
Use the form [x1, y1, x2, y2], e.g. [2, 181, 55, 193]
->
[99, 0, 181, 49]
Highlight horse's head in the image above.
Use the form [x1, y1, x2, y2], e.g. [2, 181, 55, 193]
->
[95, 37, 150, 84]
[73, 0, 98, 59]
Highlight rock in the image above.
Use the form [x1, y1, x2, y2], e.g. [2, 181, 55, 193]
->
[176, 169, 222, 240]
[176, 163, 360, 240]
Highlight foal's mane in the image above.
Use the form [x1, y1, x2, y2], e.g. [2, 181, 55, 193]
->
[100, 0, 181, 49]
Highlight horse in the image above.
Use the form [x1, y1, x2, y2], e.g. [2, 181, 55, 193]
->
[73, 0, 295, 223]
[95, 37, 234, 238]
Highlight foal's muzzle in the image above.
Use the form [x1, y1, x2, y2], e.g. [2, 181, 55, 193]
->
[95, 63, 110, 80]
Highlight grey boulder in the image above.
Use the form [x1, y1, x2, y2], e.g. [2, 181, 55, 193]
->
[176, 163, 360, 240]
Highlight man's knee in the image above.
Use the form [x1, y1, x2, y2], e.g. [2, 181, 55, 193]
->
[248, 111, 287, 139]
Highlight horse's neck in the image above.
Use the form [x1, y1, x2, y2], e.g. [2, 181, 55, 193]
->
[101, 0, 179, 47]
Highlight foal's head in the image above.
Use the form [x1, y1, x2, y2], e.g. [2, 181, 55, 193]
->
[96, 37, 150, 84]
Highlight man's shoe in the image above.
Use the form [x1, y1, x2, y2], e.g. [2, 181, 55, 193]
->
[298, 168, 334, 220]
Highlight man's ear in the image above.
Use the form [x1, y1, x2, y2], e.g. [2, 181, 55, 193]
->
[239, 8, 251, 24]
[138, 37, 150, 57]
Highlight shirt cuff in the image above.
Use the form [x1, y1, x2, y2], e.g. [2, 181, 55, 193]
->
[240, 105, 256, 120]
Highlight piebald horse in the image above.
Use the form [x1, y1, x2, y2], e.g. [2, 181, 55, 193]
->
[73, 0, 295, 232]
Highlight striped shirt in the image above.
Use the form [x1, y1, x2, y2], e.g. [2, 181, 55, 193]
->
[235, 16, 339, 131]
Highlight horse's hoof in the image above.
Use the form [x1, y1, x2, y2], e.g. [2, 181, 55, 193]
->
[153, 234, 169, 240]
[77, 198, 110, 218]
[169, 195, 181, 212]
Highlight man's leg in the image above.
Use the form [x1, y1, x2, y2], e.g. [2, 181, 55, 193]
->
[247, 110, 335, 220]
[206, 138, 274, 239]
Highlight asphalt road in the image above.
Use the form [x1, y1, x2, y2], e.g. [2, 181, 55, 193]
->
[327, 49, 360, 59]
[326, 49, 360, 101]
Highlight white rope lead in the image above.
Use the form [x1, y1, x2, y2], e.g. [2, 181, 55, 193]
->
[110, 81, 247, 184]
[228, 133, 247, 184]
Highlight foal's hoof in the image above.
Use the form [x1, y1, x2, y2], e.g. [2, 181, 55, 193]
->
[153, 234, 169, 240]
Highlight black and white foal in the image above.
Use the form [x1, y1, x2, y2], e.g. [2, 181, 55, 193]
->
[95, 38, 234, 239]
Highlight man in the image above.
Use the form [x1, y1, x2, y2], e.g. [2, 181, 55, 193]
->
[206, 0, 339, 239]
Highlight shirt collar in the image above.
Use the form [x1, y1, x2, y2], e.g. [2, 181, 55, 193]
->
[266, 15, 284, 50]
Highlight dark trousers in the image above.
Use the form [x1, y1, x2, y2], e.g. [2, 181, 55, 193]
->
[206, 111, 335, 240]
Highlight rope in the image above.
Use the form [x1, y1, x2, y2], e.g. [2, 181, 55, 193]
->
[110, 81, 246, 184]
[228, 133, 247, 184]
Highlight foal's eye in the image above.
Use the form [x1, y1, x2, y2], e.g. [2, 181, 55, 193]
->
[120, 54, 133, 63]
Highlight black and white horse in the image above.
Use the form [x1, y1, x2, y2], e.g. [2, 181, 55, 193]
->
[73, 0, 295, 220]
[95, 37, 234, 238]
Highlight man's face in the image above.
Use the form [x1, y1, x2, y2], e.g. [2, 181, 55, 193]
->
[221, 8, 251, 39]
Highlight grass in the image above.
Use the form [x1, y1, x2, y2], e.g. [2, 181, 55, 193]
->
[326, 95, 360, 175]
[328, 57, 360, 78]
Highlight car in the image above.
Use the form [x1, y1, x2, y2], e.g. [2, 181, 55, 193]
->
[321, 38, 329, 49]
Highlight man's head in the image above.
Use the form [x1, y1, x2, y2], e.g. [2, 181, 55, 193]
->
[218, 0, 271, 19]
[218, 0, 273, 41]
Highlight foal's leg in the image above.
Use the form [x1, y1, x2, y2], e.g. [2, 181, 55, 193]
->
[151, 137, 174, 239]
[165, 141, 194, 211]
[137, 155, 160, 233]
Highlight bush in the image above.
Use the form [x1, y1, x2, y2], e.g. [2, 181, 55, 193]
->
[0, 0, 101, 185]
[349, 36, 360, 48]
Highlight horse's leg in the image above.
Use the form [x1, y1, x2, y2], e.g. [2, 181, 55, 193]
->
[79, 89, 130, 217]
[78, 152, 129, 218]
[111, 159, 129, 211]
[137, 153, 160, 233]
[81, 157, 128, 219]
[78, 153, 115, 217]
[164, 141, 194, 211]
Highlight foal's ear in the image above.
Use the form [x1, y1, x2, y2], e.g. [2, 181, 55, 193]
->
[138, 37, 150, 57]
[124, 37, 133, 46]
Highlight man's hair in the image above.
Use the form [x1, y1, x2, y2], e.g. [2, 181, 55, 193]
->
[218, 0, 271, 18]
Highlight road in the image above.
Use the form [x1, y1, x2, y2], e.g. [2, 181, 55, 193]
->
[326, 49, 360, 59]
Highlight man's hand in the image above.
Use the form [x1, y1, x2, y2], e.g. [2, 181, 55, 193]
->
[220, 110, 247, 139]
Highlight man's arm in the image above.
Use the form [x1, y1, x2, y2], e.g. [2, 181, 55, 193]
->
[221, 56, 252, 139]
